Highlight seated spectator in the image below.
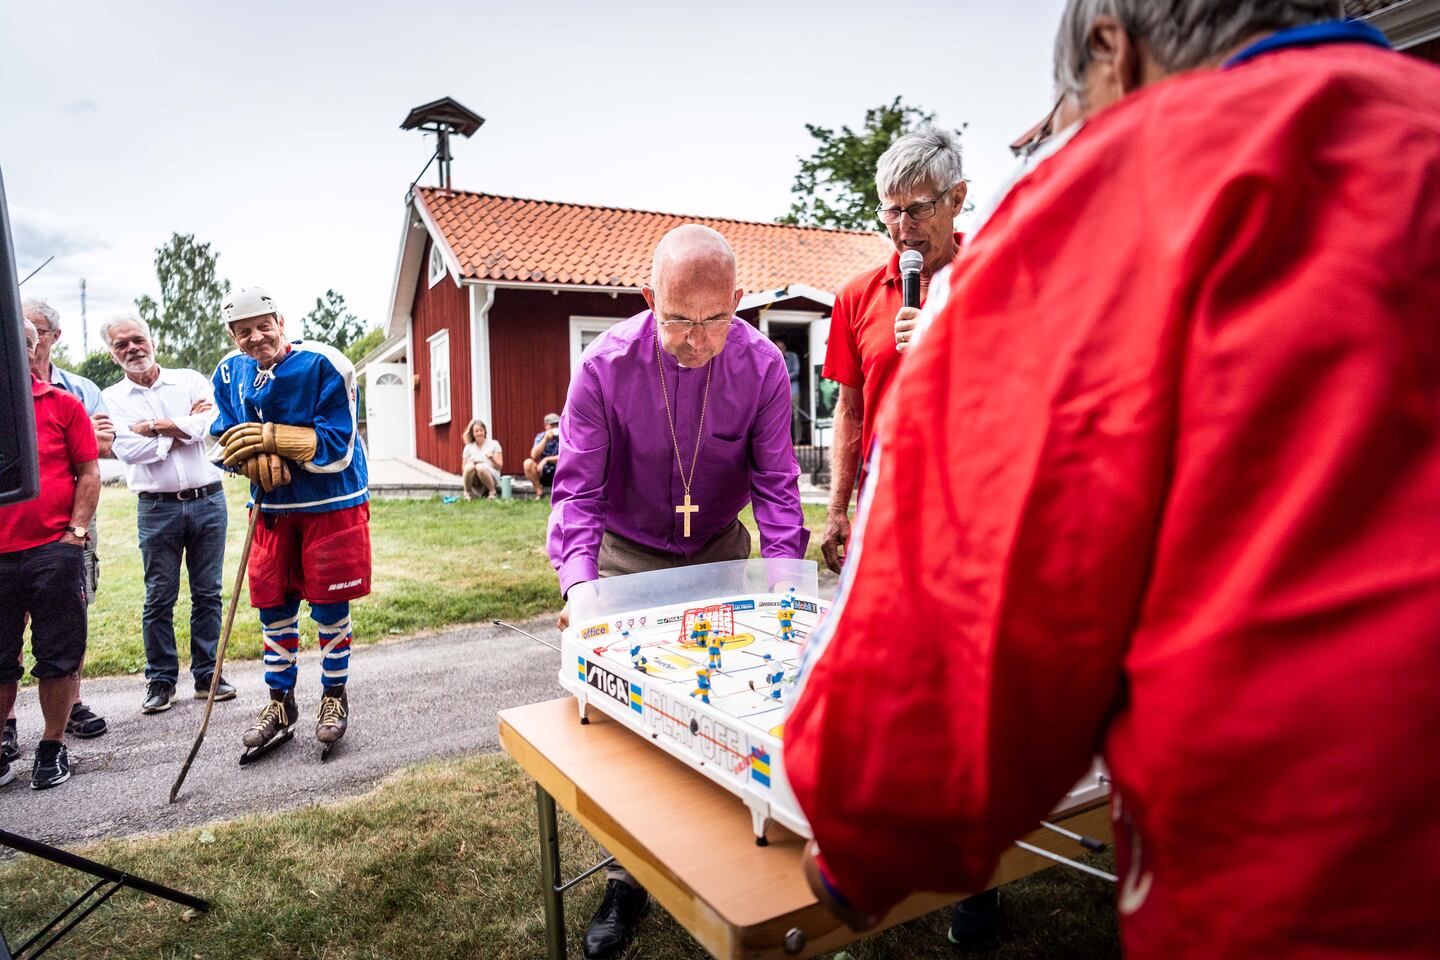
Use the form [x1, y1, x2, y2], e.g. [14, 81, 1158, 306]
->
[523, 412, 561, 495]
[0, 319, 100, 791]
[461, 419, 504, 500]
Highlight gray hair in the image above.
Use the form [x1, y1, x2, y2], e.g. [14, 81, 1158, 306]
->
[20, 297, 60, 332]
[22, 317, 38, 348]
[1054, 0, 1342, 98]
[99, 313, 153, 348]
[875, 126, 964, 201]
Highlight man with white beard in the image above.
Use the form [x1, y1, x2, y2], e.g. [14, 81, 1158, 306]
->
[100, 315, 235, 715]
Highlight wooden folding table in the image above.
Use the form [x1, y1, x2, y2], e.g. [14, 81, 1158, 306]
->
[498, 697, 1111, 960]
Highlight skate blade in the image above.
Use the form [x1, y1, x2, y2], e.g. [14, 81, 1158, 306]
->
[239, 727, 295, 766]
[319, 741, 339, 763]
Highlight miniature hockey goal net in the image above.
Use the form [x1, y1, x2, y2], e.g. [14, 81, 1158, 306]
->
[679, 604, 735, 644]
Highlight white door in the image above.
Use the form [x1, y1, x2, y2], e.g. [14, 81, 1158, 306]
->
[365, 363, 409, 460]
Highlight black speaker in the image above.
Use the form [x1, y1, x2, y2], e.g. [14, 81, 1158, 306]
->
[0, 167, 39, 507]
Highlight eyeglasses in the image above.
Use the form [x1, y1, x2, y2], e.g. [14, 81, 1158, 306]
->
[658, 318, 732, 332]
[876, 199, 943, 224]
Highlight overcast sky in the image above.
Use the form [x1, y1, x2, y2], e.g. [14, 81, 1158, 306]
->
[2, 0, 1067, 358]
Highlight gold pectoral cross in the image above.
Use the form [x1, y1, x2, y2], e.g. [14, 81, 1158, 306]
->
[676, 493, 699, 538]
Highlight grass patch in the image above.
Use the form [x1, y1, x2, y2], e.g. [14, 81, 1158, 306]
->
[0, 753, 1119, 959]
[60, 484, 834, 680]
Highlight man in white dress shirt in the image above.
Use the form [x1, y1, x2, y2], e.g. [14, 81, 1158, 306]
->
[100, 315, 235, 714]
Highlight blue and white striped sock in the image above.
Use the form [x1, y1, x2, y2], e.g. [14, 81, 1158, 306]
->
[311, 601, 352, 690]
[259, 603, 301, 692]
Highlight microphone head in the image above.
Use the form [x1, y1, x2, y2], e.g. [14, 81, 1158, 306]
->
[898, 250, 923, 275]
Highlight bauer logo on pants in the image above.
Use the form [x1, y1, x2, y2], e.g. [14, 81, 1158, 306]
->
[585, 660, 630, 707]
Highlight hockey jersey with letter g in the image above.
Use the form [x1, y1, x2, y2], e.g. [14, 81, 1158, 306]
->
[211, 340, 369, 513]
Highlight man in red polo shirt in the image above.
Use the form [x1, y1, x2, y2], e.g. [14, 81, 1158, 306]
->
[0, 319, 100, 790]
[820, 126, 966, 575]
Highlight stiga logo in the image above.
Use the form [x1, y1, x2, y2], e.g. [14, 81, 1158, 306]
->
[656, 615, 682, 626]
[585, 660, 629, 706]
[580, 624, 608, 640]
[794, 599, 818, 613]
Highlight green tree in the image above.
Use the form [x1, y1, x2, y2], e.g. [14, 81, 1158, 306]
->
[135, 233, 232, 374]
[304, 289, 366, 353]
[779, 96, 967, 231]
[345, 324, 386, 365]
[74, 349, 122, 389]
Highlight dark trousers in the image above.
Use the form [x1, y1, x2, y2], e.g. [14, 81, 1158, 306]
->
[0, 539, 87, 683]
[137, 488, 228, 684]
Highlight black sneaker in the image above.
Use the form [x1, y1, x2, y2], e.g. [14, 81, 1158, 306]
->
[0, 754, 14, 788]
[582, 878, 650, 960]
[948, 888, 1001, 946]
[194, 674, 237, 701]
[31, 739, 70, 790]
[141, 680, 178, 714]
[66, 702, 108, 738]
[2, 718, 18, 763]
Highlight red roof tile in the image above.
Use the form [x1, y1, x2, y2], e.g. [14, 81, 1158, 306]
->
[415, 187, 894, 294]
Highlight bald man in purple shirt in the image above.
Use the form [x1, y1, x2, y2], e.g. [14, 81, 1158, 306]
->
[547, 223, 808, 960]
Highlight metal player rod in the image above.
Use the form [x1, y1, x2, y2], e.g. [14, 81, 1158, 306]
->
[170, 490, 263, 803]
[1039, 820, 1108, 852]
[493, 620, 562, 652]
[1013, 840, 1118, 883]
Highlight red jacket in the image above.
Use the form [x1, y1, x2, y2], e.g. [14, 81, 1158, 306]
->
[786, 41, 1440, 959]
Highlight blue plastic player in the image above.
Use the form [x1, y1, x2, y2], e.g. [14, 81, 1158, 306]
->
[690, 668, 712, 704]
[707, 638, 723, 671]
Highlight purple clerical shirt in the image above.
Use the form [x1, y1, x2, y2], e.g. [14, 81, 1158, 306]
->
[548, 311, 809, 596]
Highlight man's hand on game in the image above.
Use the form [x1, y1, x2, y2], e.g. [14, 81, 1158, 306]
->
[236, 453, 292, 492]
[894, 305, 921, 353]
[820, 509, 851, 575]
[557, 603, 570, 631]
[221, 422, 318, 465]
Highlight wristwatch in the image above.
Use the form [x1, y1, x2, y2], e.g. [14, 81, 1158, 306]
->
[67, 524, 88, 539]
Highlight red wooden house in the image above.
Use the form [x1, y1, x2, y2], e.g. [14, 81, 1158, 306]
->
[362, 187, 892, 477]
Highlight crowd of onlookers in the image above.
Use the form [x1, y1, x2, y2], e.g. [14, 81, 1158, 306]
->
[1, 300, 235, 792]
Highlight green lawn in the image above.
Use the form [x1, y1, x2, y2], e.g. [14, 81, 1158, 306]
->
[71, 482, 833, 680]
[0, 753, 1120, 960]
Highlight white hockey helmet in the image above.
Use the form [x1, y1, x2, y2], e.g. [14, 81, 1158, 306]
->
[221, 286, 280, 325]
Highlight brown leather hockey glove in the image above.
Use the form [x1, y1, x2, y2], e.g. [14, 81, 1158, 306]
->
[221, 422, 318, 467]
[236, 454, 292, 492]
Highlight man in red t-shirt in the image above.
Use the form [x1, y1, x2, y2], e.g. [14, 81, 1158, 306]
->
[0, 319, 100, 790]
[820, 126, 966, 575]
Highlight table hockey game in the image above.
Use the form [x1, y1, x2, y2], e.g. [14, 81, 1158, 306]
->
[558, 560, 1108, 845]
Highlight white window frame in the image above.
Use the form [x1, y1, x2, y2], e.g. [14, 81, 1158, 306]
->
[427, 329, 451, 425]
[567, 315, 624, 374]
[569, 315, 622, 374]
[427, 244, 446, 288]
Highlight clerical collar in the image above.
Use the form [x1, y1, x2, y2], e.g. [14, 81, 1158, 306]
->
[1223, 19, 1389, 69]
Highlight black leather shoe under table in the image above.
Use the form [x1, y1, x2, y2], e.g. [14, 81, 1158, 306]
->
[31, 739, 70, 790]
[141, 680, 178, 714]
[948, 888, 1002, 946]
[582, 878, 650, 960]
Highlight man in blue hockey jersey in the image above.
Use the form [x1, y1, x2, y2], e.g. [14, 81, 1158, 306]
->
[211, 286, 370, 759]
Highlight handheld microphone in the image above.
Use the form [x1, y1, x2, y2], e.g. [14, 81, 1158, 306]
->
[899, 250, 923, 309]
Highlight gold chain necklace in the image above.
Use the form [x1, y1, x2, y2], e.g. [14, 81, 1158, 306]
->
[655, 328, 712, 538]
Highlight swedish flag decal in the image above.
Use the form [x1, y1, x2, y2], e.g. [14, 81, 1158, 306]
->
[576, 656, 586, 681]
[749, 747, 771, 787]
[629, 684, 644, 714]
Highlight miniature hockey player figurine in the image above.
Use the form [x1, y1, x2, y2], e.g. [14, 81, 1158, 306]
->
[777, 591, 797, 642]
[213, 287, 370, 763]
[689, 615, 711, 648]
[626, 631, 648, 674]
[762, 655, 785, 701]
[707, 636, 723, 672]
[691, 668, 712, 704]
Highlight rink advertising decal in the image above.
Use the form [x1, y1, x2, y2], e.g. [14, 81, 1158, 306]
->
[583, 659, 630, 707]
[580, 624, 608, 639]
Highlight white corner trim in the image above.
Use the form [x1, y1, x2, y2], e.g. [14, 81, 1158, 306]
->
[472, 284, 495, 428]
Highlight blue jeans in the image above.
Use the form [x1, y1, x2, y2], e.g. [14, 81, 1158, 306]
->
[137, 488, 228, 684]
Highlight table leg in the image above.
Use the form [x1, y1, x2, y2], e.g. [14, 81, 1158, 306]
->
[537, 784, 567, 960]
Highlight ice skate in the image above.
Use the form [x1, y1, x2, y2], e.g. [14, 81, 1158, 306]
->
[240, 689, 297, 765]
[316, 685, 348, 762]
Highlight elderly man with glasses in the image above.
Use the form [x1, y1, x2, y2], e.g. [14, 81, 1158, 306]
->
[819, 127, 966, 578]
[547, 223, 808, 960]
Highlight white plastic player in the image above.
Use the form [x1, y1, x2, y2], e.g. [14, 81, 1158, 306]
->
[626, 630, 648, 674]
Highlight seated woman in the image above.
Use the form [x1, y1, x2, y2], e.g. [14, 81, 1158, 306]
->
[461, 420, 504, 500]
